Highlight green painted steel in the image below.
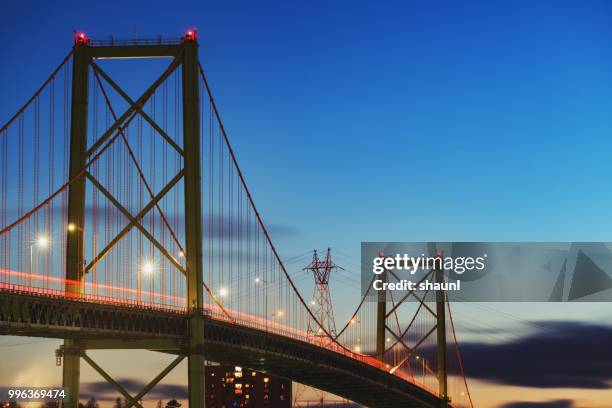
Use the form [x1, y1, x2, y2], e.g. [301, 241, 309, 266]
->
[182, 39, 207, 408]
[436, 267, 449, 408]
[63, 42, 90, 408]
[376, 269, 387, 361]
[59, 39, 205, 407]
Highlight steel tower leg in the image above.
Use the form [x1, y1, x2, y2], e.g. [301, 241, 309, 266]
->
[63, 42, 90, 408]
[435, 266, 449, 407]
[182, 39, 206, 407]
[376, 269, 387, 361]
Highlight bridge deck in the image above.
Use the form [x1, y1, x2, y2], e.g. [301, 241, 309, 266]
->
[0, 288, 444, 408]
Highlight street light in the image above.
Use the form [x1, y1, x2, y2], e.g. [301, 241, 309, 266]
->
[138, 260, 156, 304]
[36, 235, 49, 248]
[30, 234, 49, 274]
[254, 277, 269, 331]
[415, 355, 427, 377]
[136, 258, 157, 302]
[143, 262, 155, 274]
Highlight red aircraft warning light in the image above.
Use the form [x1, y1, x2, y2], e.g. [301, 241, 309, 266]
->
[73, 31, 90, 46]
[182, 29, 198, 43]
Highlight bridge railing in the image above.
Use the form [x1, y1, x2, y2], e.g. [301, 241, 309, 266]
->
[0, 282, 186, 314]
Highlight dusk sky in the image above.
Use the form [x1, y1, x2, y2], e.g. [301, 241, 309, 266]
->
[1, 1, 612, 407]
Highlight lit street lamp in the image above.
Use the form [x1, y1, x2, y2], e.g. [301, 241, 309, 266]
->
[30, 235, 49, 274]
[255, 278, 271, 332]
[415, 355, 431, 378]
[143, 262, 155, 274]
[138, 260, 156, 303]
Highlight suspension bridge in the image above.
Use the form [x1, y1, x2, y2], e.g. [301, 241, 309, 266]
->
[0, 31, 473, 408]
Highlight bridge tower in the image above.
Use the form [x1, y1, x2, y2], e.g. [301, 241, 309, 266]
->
[375, 253, 450, 408]
[435, 262, 449, 408]
[61, 31, 206, 407]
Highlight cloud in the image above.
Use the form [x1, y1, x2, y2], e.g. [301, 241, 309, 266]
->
[499, 400, 574, 408]
[147, 384, 188, 400]
[80, 379, 187, 401]
[459, 322, 612, 389]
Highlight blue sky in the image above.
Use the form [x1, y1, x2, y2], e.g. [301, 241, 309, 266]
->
[1, 1, 612, 407]
[3, 0, 612, 251]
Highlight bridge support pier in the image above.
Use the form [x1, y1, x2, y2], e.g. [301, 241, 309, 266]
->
[62, 340, 81, 408]
[435, 263, 449, 407]
[63, 40, 90, 408]
[182, 38, 206, 406]
[188, 315, 206, 406]
[376, 268, 387, 362]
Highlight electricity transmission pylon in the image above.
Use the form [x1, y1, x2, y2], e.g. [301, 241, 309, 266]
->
[294, 248, 348, 408]
[304, 248, 343, 344]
